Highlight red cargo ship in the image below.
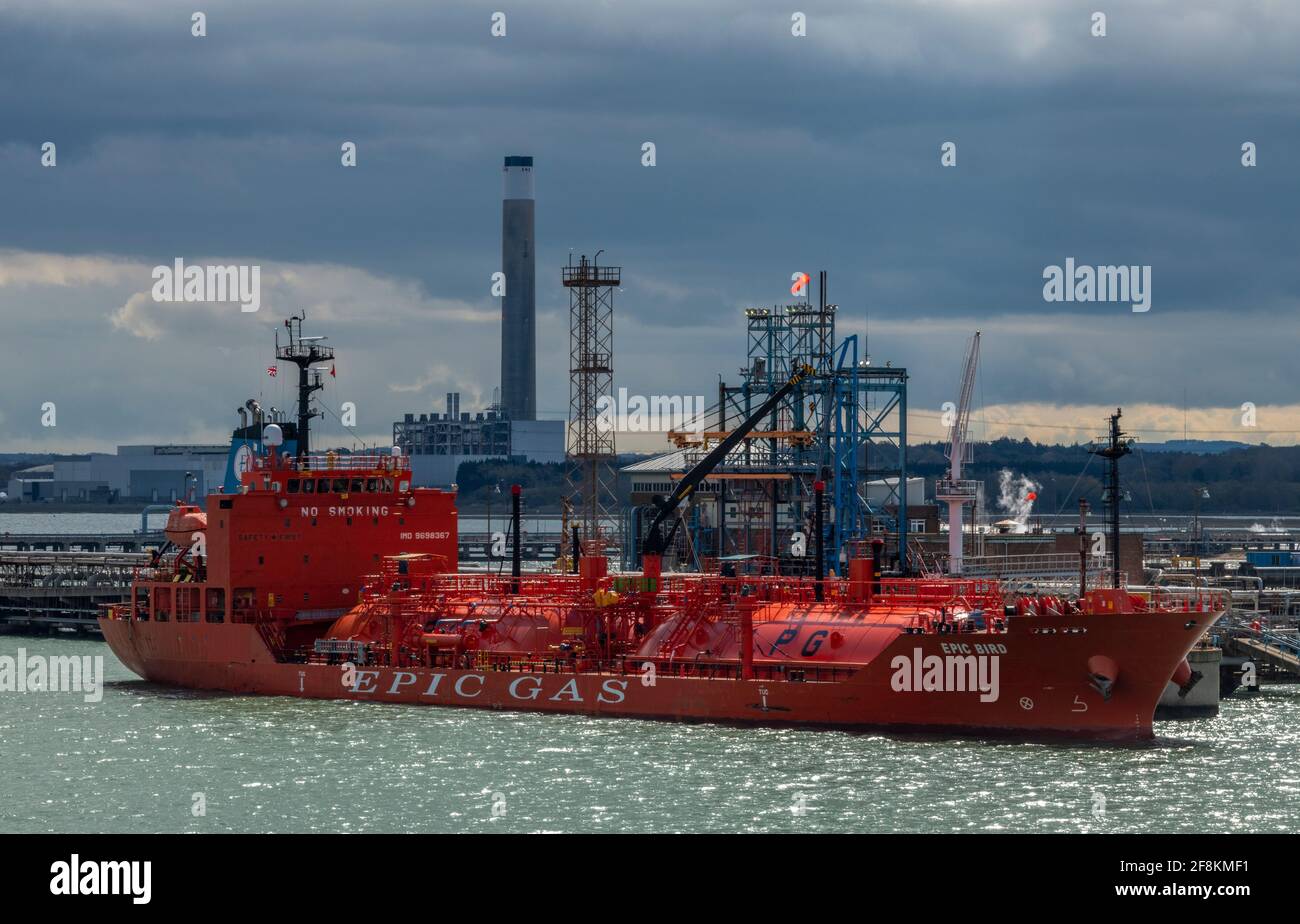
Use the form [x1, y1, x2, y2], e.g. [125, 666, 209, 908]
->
[102, 537, 1220, 739]
[99, 322, 1221, 739]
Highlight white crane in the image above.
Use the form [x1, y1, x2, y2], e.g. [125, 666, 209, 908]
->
[936, 332, 981, 575]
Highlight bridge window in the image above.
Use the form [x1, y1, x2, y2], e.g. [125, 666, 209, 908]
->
[301, 479, 315, 494]
[332, 478, 348, 493]
[316, 479, 330, 493]
[366, 478, 378, 492]
[350, 478, 363, 493]
[287, 479, 300, 493]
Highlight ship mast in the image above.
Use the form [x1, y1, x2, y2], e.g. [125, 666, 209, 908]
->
[276, 313, 334, 460]
[1089, 408, 1131, 589]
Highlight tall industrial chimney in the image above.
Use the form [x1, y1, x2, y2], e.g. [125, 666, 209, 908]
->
[501, 155, 536, 421]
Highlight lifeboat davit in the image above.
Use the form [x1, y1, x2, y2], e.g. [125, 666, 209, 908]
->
[163, 503, 207, 548]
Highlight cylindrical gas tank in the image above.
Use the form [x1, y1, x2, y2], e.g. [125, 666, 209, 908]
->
[638, 602, 909, 665]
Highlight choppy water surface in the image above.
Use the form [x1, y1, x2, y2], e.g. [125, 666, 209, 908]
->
[2, 636, 1297, 833]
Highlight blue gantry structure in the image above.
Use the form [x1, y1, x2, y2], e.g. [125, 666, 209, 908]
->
[623, 272, 909, 575]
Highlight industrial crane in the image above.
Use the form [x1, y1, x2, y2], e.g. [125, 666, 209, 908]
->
[935, 332, 981, 575]
[641, 364, 814, 561]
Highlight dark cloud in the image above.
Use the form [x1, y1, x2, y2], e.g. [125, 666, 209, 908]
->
[0, 0, 1297, 449]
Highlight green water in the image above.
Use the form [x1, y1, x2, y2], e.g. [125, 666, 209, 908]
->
[2, 635, 1298, 833]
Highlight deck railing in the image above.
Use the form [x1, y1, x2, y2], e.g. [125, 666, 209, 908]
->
[249, 453, 412, 474]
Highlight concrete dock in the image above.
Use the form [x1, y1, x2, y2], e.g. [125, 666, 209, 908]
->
[1156, 646, 1223, 719]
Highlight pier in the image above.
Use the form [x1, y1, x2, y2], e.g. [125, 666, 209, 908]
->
[1225, 627, 1300, 681]
[0, 549, 147, 633]
[0, 532, 163, 552]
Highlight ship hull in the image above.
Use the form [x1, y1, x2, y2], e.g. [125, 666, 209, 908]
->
[99, 606, 1219, 740]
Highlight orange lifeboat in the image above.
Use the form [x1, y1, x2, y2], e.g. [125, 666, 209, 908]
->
[163, 503, 208, 548]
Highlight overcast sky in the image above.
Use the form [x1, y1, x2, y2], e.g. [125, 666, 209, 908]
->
[2, 0, 1298, 452]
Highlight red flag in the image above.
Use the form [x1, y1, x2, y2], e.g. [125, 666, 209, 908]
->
[267, 365, 277, 377]
[330, 365, 336, 378]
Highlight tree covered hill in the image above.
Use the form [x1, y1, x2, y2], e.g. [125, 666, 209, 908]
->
[6, 443, 1295, 515]
[451, 440, 1300, 514]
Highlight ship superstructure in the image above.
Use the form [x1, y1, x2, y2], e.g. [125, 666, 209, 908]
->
[100, 317, 457, 677]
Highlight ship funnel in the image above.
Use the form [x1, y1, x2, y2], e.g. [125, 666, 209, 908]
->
[237, 407, 248, 428]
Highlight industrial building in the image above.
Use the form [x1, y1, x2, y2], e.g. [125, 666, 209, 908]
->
[4, 444, 229, 504]
[397, 393, 511, 457]
[393, 391, 564, 487]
